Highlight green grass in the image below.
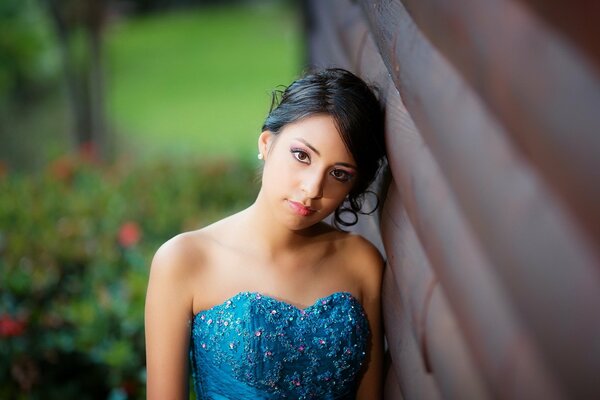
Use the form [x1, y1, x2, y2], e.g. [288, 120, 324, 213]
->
[106, 3, 303, 162]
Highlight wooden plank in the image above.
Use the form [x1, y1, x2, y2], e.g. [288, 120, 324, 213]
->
[425, 285, 492, 399]
[319, 0, 369, 70]
[382, 179, 559, 399]
[384, 366, 405, 400]
[381, 190, 493, 399]
[378, 58, 563, 397]
[398, 0, 600, 247]
[304, 4, 344, 68]
[515, 0, 600, 71]
[382, 267, 442, 400]
[304, 0, 354, 69]
[380, 186, 438, 362]
[359, 1, 600, 397]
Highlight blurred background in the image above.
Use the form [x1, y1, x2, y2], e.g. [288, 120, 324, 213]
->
[0, 0, 303, 398]
[4, 0, 600, 398]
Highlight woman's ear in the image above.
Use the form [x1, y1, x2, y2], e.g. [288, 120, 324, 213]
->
[258, 130, 274, 160]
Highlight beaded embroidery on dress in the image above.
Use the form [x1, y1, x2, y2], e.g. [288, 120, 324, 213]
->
[189, 291, 370, 400]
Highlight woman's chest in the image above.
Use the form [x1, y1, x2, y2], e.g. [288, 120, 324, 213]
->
[190, 291, 370, 397]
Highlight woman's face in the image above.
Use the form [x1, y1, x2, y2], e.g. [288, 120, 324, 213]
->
[258, 114, 357, 230]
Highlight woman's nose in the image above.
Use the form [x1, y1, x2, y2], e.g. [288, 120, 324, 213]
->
[301, 172, 325, 199]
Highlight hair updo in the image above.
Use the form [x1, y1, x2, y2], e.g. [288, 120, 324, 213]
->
[261, 68, 386, 227]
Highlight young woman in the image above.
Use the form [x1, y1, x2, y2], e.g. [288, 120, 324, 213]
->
[145, 68, 386, 399]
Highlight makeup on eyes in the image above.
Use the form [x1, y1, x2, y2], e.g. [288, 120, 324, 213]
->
[291, 140, 357, 165]
[331, 168, 355, 182]
[290, 144, 356, 182]
[290, 147, 310, 162]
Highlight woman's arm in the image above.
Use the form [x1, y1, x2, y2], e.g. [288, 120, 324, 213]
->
[145, 237, 196, 400]
[355, 239, 385, 400]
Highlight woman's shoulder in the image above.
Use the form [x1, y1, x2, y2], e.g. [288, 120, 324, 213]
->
[325, 227, 383, 265]
[149, 214, 240, 280]
[313, 223, 382, 263]
[332, 229, 385, 299]
[150, 230, 209, 282]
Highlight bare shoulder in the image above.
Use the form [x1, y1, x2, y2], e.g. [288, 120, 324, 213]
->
[152, 231, 205, 273]
[148, 230, 213, 295]
[344, 233, 384, 264]
[340, 232, 385, 301]
[145, 230, 212, 398]
[148, 214, 242, 293]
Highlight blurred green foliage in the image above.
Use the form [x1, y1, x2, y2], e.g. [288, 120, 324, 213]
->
[1, 1, 302, 169]
[106, 3, 302, 161]
[0, 155, 259, 398]
[1, 3, 298, 396]
[0, 0, 61, 106]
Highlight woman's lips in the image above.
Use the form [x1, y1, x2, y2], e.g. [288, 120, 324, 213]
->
[287, 200, 316, 216]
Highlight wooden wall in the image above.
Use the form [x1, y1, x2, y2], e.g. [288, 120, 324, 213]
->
[305, 0, 600, 398]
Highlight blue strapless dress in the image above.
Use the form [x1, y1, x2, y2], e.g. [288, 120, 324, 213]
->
[189, 291, 370, 399]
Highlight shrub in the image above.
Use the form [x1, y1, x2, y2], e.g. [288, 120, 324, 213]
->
[0, 154, 259, 398]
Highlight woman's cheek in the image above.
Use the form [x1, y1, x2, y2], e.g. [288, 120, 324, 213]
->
[323, 184, 347, 207]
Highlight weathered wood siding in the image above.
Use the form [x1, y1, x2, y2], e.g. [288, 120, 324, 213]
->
[305, 0, 600, 398]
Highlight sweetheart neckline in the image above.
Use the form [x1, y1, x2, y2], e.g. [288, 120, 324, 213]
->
[192, 290, 362, 318]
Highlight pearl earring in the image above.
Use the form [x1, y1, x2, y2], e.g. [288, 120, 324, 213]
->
[257, 153, 264, 160]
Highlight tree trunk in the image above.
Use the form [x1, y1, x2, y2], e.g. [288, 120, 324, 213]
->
[43, 0, 110, 160]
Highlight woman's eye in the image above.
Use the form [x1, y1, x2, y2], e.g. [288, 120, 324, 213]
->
[291, 149, 310, 163]
[331, 169, 352, 182]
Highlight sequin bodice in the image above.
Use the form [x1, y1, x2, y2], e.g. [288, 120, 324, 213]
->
[189, 291, 370, 400]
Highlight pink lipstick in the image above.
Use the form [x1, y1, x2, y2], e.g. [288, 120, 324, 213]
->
[287, 200, 316, 216]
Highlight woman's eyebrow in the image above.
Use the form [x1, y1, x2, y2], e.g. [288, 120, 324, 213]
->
[295, 138, 320, 156]
[294, 137, 357, 169]
[336, 162, 357, 170]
